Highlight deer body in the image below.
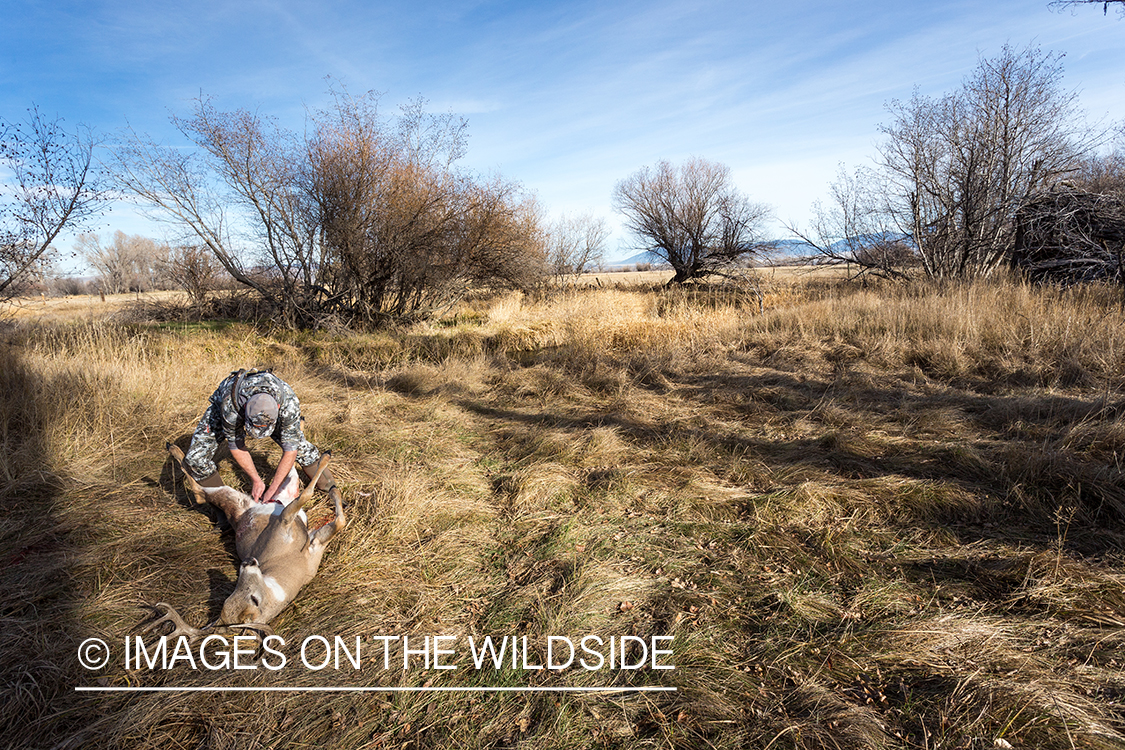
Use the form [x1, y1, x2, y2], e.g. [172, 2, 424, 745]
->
[149, 445, 347, 639]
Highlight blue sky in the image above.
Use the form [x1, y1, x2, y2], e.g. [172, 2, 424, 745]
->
[2, 0, 1123, 268]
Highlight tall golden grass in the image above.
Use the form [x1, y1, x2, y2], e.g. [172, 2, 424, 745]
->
[2, 275, 1124, 748]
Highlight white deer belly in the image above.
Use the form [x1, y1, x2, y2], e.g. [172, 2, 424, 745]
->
[272, 467, 303, 505]
[246, 500, 308, 525]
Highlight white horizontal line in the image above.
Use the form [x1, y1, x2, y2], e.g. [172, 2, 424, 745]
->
[76, 686, 677, 693]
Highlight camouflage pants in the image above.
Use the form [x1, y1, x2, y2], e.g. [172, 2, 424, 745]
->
[183, 402, 322, 480]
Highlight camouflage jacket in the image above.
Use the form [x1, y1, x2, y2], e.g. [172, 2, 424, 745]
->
[209, 370, 304, 451]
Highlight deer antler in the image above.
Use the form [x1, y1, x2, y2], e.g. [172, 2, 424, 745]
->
[141, 603, 276, 642]
[140, 602, 210, 642]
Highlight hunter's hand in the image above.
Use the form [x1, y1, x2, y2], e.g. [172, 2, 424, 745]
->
[251, 477, 266, 502]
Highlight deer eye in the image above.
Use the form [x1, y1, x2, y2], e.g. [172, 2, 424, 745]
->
[250, 595, 260, 608]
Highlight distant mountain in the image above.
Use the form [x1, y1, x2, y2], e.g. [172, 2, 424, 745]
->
[607, 241, 815, 268]
[605, 251, 670, 268]
[766, 239, 816, 258]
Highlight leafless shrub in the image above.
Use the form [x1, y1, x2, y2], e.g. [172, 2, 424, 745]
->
[165, 243, 219, 309]
[854, 239, 917, 269]
[46, 276, 92, 296]
[110, 88, 545, 327]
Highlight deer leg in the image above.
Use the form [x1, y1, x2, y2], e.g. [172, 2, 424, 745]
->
[301, 455, 338, 494]
[327, 485, 343, 512]
[282, 452, 332, 524]
[168, 443, 255, 523]
[196, 471, 224, 489]
[168, 444, 209, 507]
[312, 480, 347, 547]
[302, 452, 344, 519]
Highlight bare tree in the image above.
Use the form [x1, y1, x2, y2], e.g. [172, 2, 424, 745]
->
[1, 106, 106, 301]
[613, 157, 772, 284]
[878, 44, 1095, 279]
[77, 230, 170, 294]
[546, 212, 608, 279]
[787, 166, 915, 280]
[110, 99, 321, 323]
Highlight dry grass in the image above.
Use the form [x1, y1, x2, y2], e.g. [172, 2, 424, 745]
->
[1, 290, 191, 324]
[2, 275, 1125, 749]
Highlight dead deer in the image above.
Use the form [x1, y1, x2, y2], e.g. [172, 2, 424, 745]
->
[144, 443, 347, 641]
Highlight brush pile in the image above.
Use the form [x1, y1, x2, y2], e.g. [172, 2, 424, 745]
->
[1012, 186, 1125, 285]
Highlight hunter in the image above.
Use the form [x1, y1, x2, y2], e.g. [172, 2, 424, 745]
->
[183, 369, 340, 506]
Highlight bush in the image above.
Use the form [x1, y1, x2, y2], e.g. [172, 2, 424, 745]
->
[113, 89, 546, 328]
[47, 277, 93, 297]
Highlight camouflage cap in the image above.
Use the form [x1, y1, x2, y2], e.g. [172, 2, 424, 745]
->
[245, 393, 279, 439]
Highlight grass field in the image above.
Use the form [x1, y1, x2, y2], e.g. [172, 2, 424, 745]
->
[2, 274, 1124, 749]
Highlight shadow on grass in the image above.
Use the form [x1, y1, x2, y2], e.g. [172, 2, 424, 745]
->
[0, 345, 102, 747]
[455, 360, 1125, 557]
